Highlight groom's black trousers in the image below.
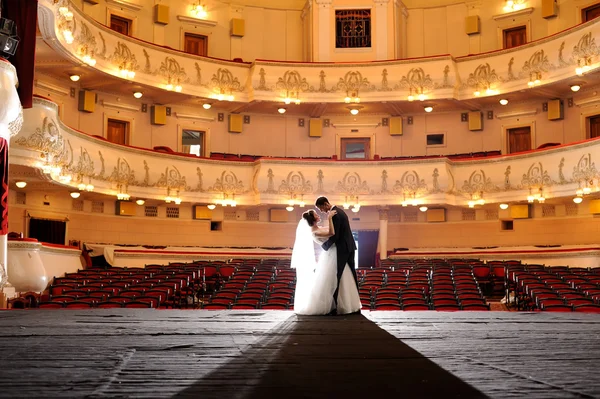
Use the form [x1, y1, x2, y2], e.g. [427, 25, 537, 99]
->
[332, 246, 359, 306]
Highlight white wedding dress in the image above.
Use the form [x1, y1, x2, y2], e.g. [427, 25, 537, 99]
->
[292, 220, 361, 315]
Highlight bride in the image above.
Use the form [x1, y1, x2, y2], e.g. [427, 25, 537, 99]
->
[291, 209, 361, 315]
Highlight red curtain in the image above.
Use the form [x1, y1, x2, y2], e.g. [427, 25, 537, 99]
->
[0, 138, 8, 235]
[2, 0, 38, 109]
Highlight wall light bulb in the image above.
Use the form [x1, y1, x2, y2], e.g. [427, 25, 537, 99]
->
[499, 203, 509, 210]
[136, 199, 145, 206]
[70, 192, 81, 199]
[207, 204, 216, 210]
[573, 197, 583, 204]
[203, 103, 212, 109]
[15, 181, 27, 188]
[499, 99, 508, 105]
[69, 74, 80, 82]
[133, 91, 143, 99]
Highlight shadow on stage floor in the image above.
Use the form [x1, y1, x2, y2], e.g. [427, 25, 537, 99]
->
[174, 313, 488, 399]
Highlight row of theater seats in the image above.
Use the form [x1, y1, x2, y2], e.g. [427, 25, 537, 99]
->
[357, 259, 491, 311]
[506, 263, 600, 312]
[11, 257, 600, 312]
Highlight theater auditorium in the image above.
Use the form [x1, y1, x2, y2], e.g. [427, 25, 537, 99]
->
[0, 0, 599, 397]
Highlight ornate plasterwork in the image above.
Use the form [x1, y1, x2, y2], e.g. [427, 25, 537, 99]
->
[391, 171, 427, 196]
[572, 154, 598, 184]
[520, 162, 554, 189]
[397, 67, 434, 95]
[208, 171, 246, 194]
[336, 172, 371, 196]
[155, 166, 187, 190]
[187, 167, 204, 192]
[211, 68, 244, 95]
[74, 147, 95, 177]
[335, 71, 374, 96]
[35, 0, 600, 107]
[278, 171, 313, 195]
[8, 108, 23, 138]
[14, 117, 66, 156]
[572, 32, 599, 63]
[520, 49, 553, 78]
[109, 158, 135, 186]
[460, 169, 500, 196]
[465, 63, 499, 90]
[275, 70, 311, 99]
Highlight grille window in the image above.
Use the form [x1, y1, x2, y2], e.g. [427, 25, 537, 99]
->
[92, 201, 104, 213]
[335, 9, 371, 48]
[166, 207, 180, 219]
[145, 206, 158, 217]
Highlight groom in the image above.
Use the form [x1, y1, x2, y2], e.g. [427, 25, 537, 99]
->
[315, 196, 359, 312]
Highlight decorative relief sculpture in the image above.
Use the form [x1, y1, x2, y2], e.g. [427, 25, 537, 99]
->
[209, 171, 246, 194]
[380, 170, 389, 193]
[278, 171, 313, 195]
[504, 166, 512, 190]
[336, 172, 371, 196]
[572, 153, 598, 184]
[520, 162, 554, 189]
[155, 166, 186, 191]
[265, 168, 276, 194]
[276, 70, 311, 102]
[391, 171, 427, 196]
[465, 63, 498, 91]
[460, 169, 499, 195]
[317, 170, 324, 193]
[558, 157, 567, 184]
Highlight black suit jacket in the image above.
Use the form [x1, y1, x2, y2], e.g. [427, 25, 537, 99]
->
[322, 206, 356, 253]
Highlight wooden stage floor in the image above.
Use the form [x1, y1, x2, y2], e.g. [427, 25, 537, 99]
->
[0, 310, 598, 398]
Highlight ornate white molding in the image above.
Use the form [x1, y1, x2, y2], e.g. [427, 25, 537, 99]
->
[496, 109, 538, 119]
[492, 7, 534, 21]
[106, 0, 142, 12]
[174, 112, 215, 122]
[101, 100, 139, 112]
[34, 80, 69, 96]
[176, 15, 218, 27]
[574, 95, 600, 108]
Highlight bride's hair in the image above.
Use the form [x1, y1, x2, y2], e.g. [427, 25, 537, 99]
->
[302, 210, 317, 227]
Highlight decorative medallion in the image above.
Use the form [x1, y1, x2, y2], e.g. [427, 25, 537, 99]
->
[278, 171, 313, 195]
[336, 172, 371, 195]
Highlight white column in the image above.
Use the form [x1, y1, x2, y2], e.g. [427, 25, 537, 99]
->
[315, 0, 333, 62]
[394, 0, 408, 59]
[374, 0, 390, 60]
[378, 207, 389, 260]
[0, 61, 24, 294]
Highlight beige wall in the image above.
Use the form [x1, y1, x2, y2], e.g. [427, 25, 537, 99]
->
[70, 0, 304, 62]
[69, 0, 598, 62]
[34, 76, 599, 159]
[404, 0, 600, 58]
[7, 190, 598, 250]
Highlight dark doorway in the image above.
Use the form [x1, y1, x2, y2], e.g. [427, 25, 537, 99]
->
[29, 218, 66, 245]
[587, 114, 600, 139]
[503, 26, 526, 49]
[356, 230, 379, 268]
[184, 33, 208, 56]
[110, 15, 132, 35]
[582, 3, 600, 22]
[508, 126, 531, 153]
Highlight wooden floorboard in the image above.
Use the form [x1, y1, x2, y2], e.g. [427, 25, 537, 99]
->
[0, 310, 598, 398]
